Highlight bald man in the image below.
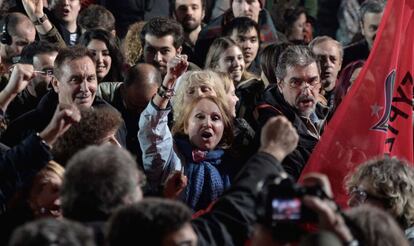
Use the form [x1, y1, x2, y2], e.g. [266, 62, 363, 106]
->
[97, 63, 162, 168]
[0, 13, 36, 73]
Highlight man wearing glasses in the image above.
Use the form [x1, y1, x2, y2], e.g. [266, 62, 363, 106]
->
[4, 41, 59, 122]
[255, 45, 326, 180]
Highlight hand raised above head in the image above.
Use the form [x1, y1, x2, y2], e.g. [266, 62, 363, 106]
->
[259, 116, 299, 161]
[163, 54, 188, 88]
[22, 0, 44, 20]
[5, 64, 35, 95]
[39, 103, 81, 147]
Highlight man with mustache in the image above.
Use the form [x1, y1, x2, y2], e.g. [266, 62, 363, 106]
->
[256, 45, 327, 180]
[171, 0, 205, 64]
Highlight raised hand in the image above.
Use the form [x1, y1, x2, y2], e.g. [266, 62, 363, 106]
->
[259, 116, 299, 161]
[39, 103, 81, 147]
[22, 0, 44, 21]
[163, 170, 188, 199]
[163, 54, 189, 88]
[4, 64, 35, 95]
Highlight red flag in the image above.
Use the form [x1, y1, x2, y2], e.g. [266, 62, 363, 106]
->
[299, 0, 414, 207]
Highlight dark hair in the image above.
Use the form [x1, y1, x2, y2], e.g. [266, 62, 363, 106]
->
[124, 63, 162, 87]
[282, 7, 307, 37]
[61, 144, 143, 222]
[259, 42, 291, 85]
[169, 0, 206, 17]
[52, 106, 123, 166]
[77, 4, 115, 32]
[333, 60, 364, 110]
[107, 198, 192, 246]
[140, 17, 184, 49]
[78, 29, 124, 82]
[360, 0, 386, 23]
[20, 41, 60, 64]
[9, 218, 96, 246]
[53, 46, 95, 81]
[276, 45, 319, 81]
[223, 16, 260, 39]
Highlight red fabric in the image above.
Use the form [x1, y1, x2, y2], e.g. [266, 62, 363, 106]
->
[299, 0, 414, 208]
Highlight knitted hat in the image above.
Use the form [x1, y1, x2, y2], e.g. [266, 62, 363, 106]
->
[230, 0, 266, 8]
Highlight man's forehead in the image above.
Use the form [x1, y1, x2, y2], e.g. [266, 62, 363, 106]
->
[313, 41, 340, 56]
[62, 57, 95, 73]
[176, 0, 202, 7]
[144, 34, 175, 48]
[231, 28, 258, 38]
[286, 62, 319, 76]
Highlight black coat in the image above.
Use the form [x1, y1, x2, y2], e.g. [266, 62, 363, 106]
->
[1, 91, 127, 148]
[193, 152, 284, 246]
[255, 85, 322, 180]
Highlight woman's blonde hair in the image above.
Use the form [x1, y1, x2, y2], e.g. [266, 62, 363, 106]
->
[173, 70, 227, 121]
[122, 21, 146, 66]
[172, 96, 233, 149]
[29, 161, 65, 198]
[204, 37, 256, 85]
[345, 157, 414, 228]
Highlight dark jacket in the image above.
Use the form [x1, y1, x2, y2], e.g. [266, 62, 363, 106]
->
[0, 134, 53, 213]
[193, 152, 284, 246]
[1, 91, 127, 148]
[194, 9, 286, 67]
[342, 39, 369, 69]
[5, 89, 42, 123]
[255, 85, 324, 180]
[97, 82, 143, 169]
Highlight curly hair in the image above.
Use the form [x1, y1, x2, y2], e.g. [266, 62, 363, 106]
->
[52, 106, 123, 166]
[172, 96, 233, 149]
[172, 70, 227, 122]
[345, 157, 414, 229]
[122, 21, 146, 67]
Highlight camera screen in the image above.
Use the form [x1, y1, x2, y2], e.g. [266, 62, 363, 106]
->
[271, 198, 301, 221]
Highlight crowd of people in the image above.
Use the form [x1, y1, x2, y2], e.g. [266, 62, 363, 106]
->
[0, 0, 413, 245]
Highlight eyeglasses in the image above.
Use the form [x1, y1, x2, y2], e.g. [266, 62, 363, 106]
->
[286, 79, 320, 89]
[349, 187, 390, 206]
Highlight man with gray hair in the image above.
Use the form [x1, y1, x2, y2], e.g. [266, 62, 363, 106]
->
[256, 45, 325, 180]
[342, 0, 385, 67]
[310, 36, 343, 109]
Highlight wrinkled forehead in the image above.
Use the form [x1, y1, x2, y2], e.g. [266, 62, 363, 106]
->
[58, 56, 96, 78]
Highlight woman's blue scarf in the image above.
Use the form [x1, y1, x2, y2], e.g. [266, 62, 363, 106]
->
[175, 137, 231, 211]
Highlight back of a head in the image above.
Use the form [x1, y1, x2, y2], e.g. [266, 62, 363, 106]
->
[8, 218, 96, 246]
[4, 12, 34, 37]
[106, 198, 193, 246]
[124, 63, 162, 87]
[52, 106, 123, 165]
[77, 4, 115, 33]
[61, 145, 143, 222]
[276, 45, 319, 81]
[345, 205, 410, 246]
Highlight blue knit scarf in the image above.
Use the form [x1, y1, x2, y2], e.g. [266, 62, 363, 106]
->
[175, 137, 230, 211]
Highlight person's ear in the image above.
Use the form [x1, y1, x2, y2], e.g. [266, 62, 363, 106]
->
[51, 77, 60, 93]
[201, 8, 206, 20]
[177, 46, 182, 54]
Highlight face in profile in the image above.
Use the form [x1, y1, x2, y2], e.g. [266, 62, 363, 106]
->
[28, 167, 63, 218]
[87, 39, 112, 81]
[217, 46, 245, 83]
[288, 13, 307, 41]
[185, 98, 224, 150]
[54, 56, 98, 109]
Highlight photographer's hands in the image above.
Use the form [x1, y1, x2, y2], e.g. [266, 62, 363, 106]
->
[259, 116, 299, 162]
[302, 174, 355, 244]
